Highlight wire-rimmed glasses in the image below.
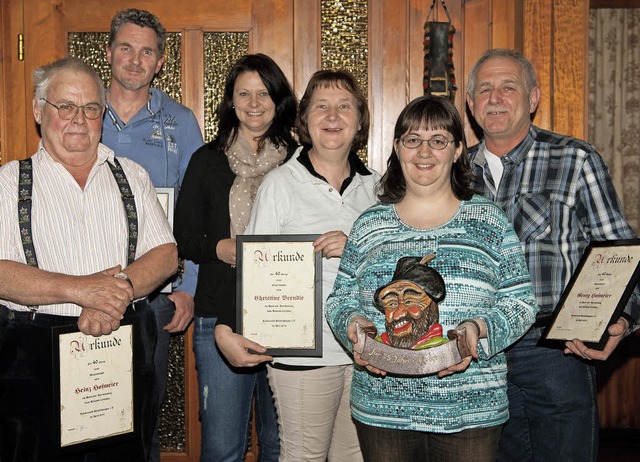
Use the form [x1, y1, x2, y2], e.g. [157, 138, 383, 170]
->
[400, 134, 455, 150]
[41, 99, 103, 120]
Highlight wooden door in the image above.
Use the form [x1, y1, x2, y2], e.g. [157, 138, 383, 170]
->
[12, 1, 296, 460]
[3, 0, 297, 162]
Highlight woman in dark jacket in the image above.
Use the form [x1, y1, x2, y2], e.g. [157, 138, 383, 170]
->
[174, 53, 297, 462]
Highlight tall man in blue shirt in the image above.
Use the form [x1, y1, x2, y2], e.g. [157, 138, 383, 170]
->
[101, 9, 204, 462]
[466, 48, 639, 462]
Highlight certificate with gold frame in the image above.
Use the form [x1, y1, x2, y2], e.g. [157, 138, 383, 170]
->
[237, 235, 323, 357]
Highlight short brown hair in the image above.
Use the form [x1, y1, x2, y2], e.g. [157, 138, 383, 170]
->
[296, 70, 369, 152]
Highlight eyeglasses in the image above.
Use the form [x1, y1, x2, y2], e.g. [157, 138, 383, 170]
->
[400, 135, 455, 150]
[41, 99, 103, 120]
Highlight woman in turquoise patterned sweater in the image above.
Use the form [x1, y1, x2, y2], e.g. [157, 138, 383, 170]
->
[325, 95, 538, 461]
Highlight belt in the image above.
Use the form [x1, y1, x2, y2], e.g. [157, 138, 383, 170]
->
[0, 304, 77, 328]
[0, 302, 149, 327]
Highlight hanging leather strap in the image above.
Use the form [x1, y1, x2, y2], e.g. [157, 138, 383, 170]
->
[424, 0, 456, 100]
[425, 0, 452, 24]
[17, 157, 138, 318]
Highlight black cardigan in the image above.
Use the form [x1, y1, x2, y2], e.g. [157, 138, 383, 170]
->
[174, 143, 236, 321]
[174, 141, 297, 327]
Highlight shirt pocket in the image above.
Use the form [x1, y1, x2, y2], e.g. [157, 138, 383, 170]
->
[513, 192, 551, 242]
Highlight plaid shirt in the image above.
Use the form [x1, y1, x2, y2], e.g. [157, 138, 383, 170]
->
[469, 125, 640, 323]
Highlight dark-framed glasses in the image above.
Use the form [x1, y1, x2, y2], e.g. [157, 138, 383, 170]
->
[400, 134, 455, 150]
[41, 99, 103, 120]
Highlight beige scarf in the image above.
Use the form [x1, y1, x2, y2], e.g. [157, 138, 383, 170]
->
[226, 132, 287, 237]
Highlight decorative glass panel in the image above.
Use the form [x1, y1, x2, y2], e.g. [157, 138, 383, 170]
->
[321, 0, 369, 162]
[203, 32, 250, 142]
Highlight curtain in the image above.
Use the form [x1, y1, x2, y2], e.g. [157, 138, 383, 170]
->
[588, 9, 640, 233]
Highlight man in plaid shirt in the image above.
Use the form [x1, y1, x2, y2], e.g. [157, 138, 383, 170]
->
[466, 48, 639, 462]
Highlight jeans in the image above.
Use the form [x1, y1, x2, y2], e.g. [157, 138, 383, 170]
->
[193, 316, 279, 462]
[0, 302, 157, 462]
[355, 420, 502, 462]
[148, 294, 175, 462]
[497, 327, 598, 462]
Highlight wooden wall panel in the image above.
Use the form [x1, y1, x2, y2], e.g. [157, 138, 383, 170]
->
[182, 30, 205, 138]
[253, 0, 294, 84]
[292, 0, 320, 100]
[462, 0, 492, 145]
[0, 0, 26, 164]
[523, 0, 553, 131]
[591, 0, 640, 6]
[552, 0, 588, 139]
[492, 0, 521, 49]
[368, 1, 409, 174]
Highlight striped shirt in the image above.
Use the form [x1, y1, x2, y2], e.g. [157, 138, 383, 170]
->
[0, 143, 176, 316]
[325, 196, 537, 432]
[469, 125, 640, 322]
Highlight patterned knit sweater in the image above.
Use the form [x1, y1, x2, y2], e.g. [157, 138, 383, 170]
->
[325, 195, 538, 433]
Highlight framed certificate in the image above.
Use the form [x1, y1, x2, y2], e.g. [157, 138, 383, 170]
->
[156, 187, 175, 293]
[541, 239, 640, 350]
[155, 187, 175, 228]
[237, 235, 323, 356]
[52, 319, 139, 453]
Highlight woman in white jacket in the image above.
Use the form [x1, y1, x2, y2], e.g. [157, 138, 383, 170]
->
[215, 69, 379, 462]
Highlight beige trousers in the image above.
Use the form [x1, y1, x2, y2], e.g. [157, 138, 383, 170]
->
[267, 364, 363, 462]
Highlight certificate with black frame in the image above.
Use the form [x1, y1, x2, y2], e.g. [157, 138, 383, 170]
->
[237, 234, 323, 356]
[52, 317, 140, 453]
[541, 239, 640, 350]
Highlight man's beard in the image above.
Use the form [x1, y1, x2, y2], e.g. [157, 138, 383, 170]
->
[386, 313, 430, 349]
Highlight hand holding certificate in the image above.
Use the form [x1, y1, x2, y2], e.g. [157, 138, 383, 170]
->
[53, 319, 139, 453]
[236, 235, 323, 357]
[541, 239, 640, 350]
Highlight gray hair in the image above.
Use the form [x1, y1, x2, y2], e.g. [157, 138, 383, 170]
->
[108, 8, 166, 55]
[466, 48, 537, 96]
[32, 57, 106, 107]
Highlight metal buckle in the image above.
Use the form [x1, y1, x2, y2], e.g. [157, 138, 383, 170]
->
[429, 76, 449, 96]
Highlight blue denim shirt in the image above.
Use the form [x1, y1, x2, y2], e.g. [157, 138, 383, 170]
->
[469, 125, 640, 324]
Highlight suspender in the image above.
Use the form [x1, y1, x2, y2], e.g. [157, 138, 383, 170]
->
[106, 158, 139, 266]
[17, 157, 138, 318]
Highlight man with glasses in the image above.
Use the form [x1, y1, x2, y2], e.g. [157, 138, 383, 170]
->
[101, 9, 203, 461]
[0, 57, 178, 461]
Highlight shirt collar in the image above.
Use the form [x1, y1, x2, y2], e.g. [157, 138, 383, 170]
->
[296, 145, 371, 194]
[474, 125, 539, 168]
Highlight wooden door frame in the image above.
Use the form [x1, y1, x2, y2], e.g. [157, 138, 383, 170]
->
[0, 0, 27, 164]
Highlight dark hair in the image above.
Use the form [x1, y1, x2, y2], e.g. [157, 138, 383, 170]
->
[466, 48, 537, 96]
[296, 70, 369, 152]
[108, 9, 166, 55]
[378, 95, 474, 203]
[211, 53, 297, 152]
